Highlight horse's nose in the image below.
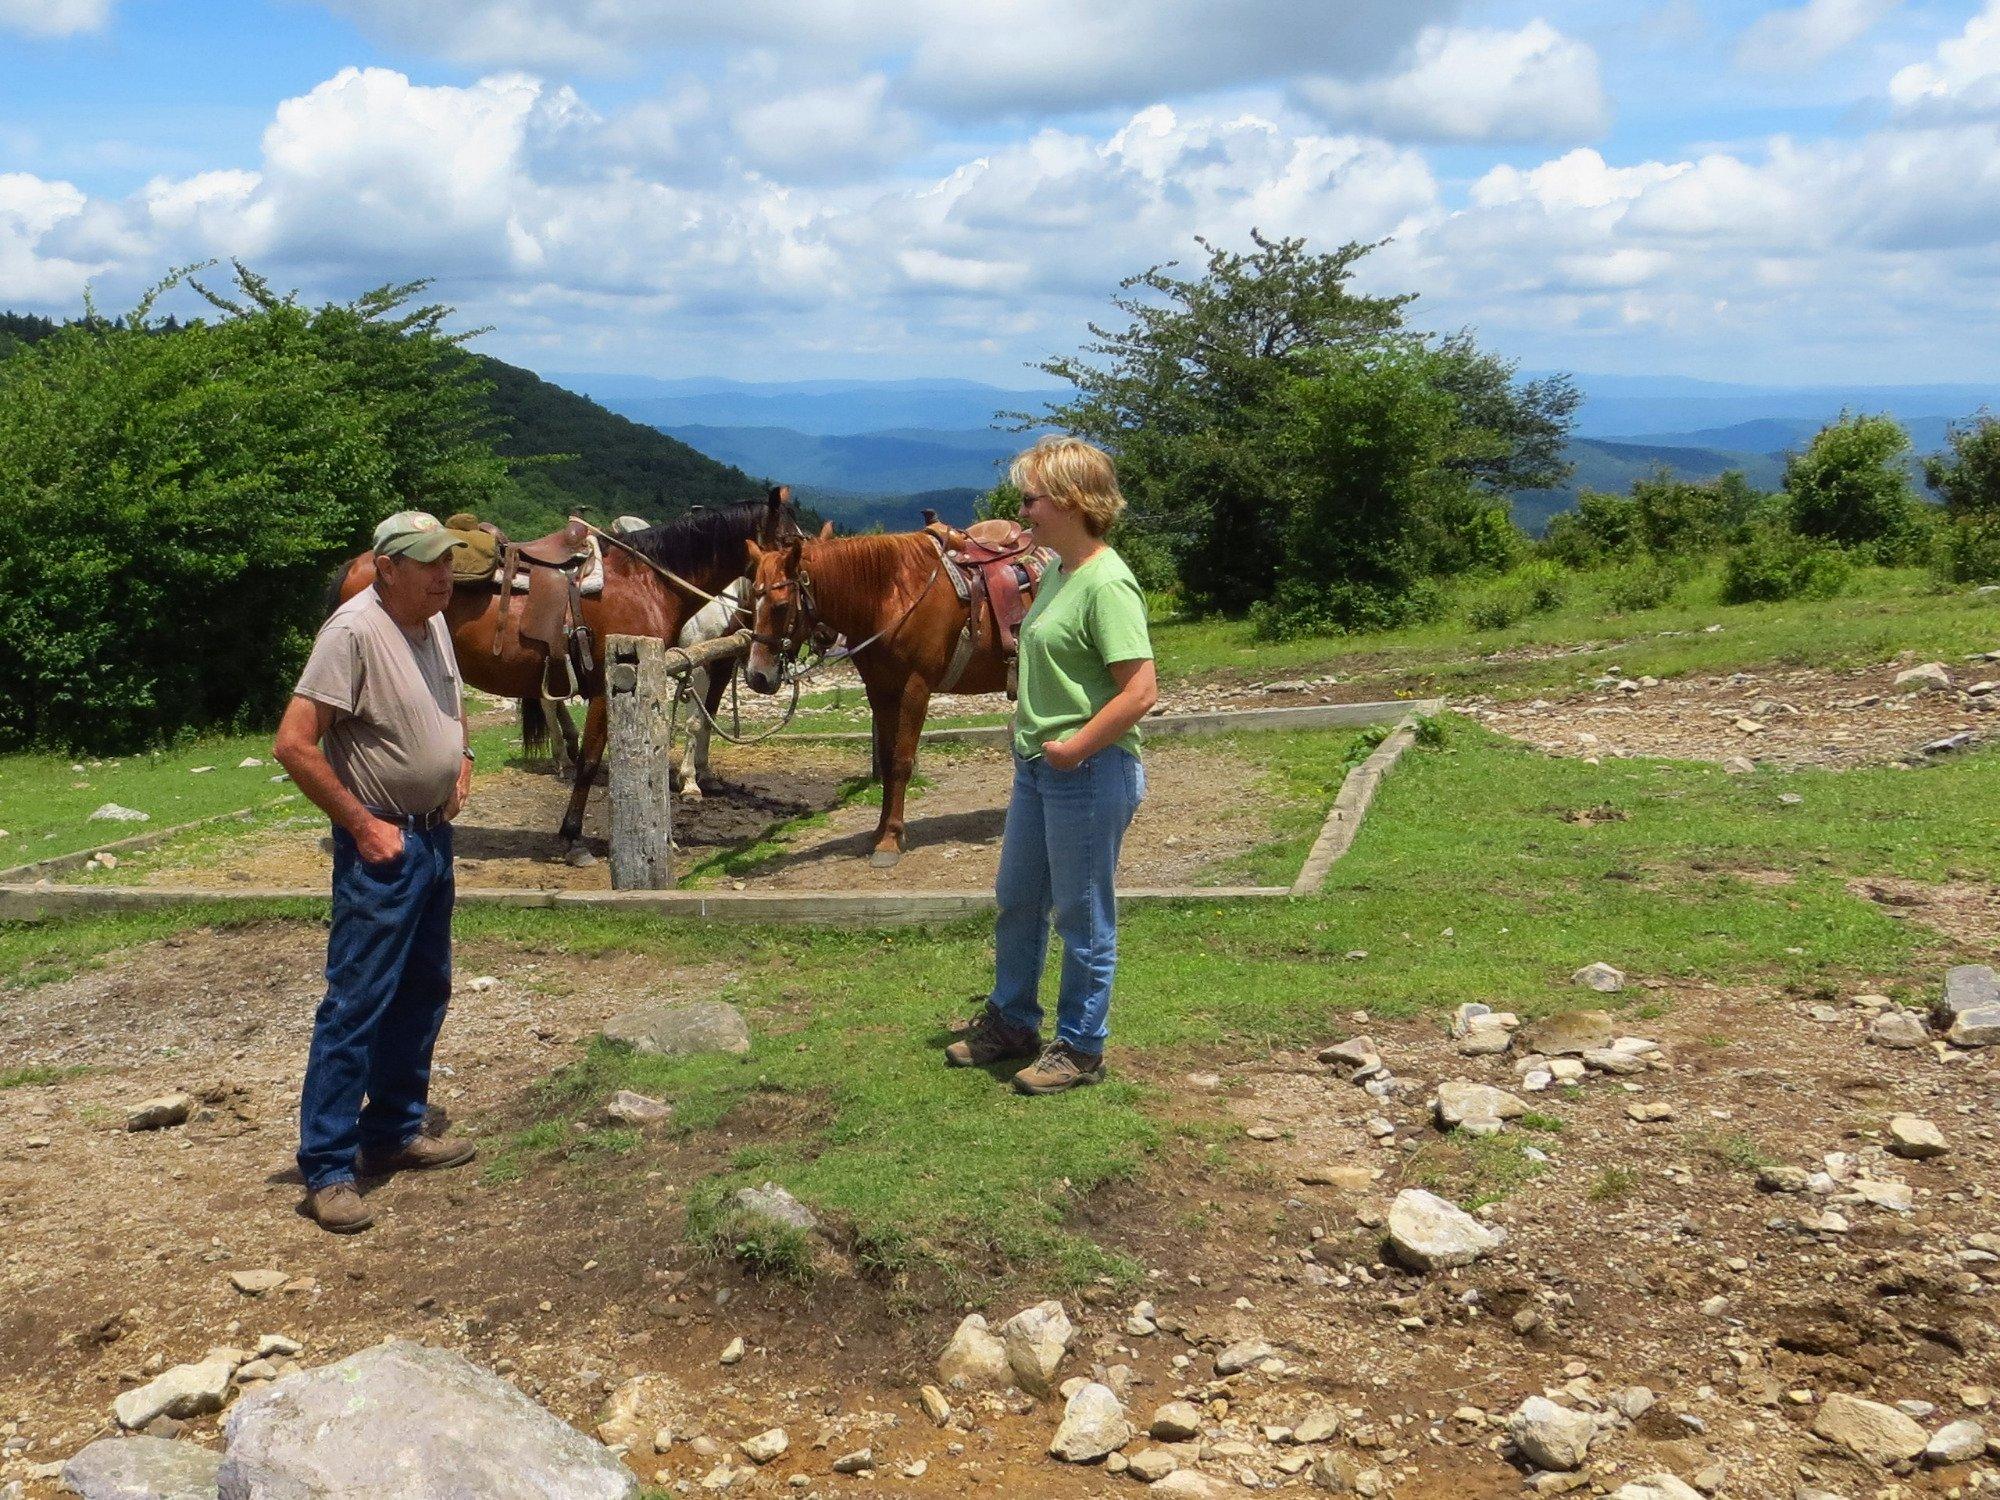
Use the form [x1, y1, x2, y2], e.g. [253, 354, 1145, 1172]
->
[743, 651, 777, 695]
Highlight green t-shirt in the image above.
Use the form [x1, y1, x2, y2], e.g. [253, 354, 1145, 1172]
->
[1012, 547, 1154, 761]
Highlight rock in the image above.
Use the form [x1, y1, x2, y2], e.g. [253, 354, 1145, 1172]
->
[1297, 1165, 1377, 1190]
[1894, 662, 1952, 692]
[1721, 757, 1756, 775]
[88, 803, 149, 822]
[1852, 1179, 1914, 1212]
[738, 1429, 787, 1464]
[1888, 1115, 1948, 1159]
[1292, 1409, 1342, 1443]
[1607, 1478, 1705, 1500]
[600, 1000, 751, 1057]
[1947, 1005, 2000, 1047]
[1000, 1300, 1073, 1397]
[114, 1357, 236, 1430]
[600, 1091, 672, 1127]
[255, 1336, 301, 1358]
[1508, 1396, 1596, 1472]
[1811, 1392, 1928, 1467]
[719, 1338, 745, 1366]
[1922, 732, 1976, 755]
[1937, 964, 1999, 1023]
[937, 1314, 1010, 1390]
[1127, 1448, 1178, 1481]
[1458, 1023, 1514, 1056]
[61, 1436, 223, 1499]
[1571, 962, 1625, 993]
[1925, 1419, 1986, 1463]
[126, 1093, 195, 1131]
[595, 1373, 681, 1449]
[1213, 1339, 1274, 1376]
[1435, 1081, 1527, 1130]
[831, 1449, 872, 1474]
[1525, 1011, 1615, 1057]
[724, 1182, 817, 1234]
[467, 975, 498, 992]
[919, 1385, 950, 1426]
[1386, 1189, 1503, 1271]
[1869, 1009, 1929, 1049]
[1757, 1165, 1810, 1193]
[1048, 1383, 1131, 1462]
[228, 1270, 288, 1297]
[1148, 1471, 1236, 1499]
[1149, 1401, 1204, 1441]
[1626, 1101, 1677, 1123]
[1583, 1047, 1645, 1075]
[215, 1340, 634, 1498]
[1317, 1036, 1380, 1072]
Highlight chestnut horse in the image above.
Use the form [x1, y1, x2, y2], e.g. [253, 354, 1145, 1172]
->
[743, 531, 1009, 866]
[329, 491, 799, 844]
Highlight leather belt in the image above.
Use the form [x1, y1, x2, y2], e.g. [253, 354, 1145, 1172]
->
[366, 805, 450, 831]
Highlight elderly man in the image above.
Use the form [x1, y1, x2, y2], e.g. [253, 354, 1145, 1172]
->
[272, 512, 478, 1233]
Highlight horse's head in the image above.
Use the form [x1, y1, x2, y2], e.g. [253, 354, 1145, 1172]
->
[760, 485, 802, 549]
[744, 536, 807, 694]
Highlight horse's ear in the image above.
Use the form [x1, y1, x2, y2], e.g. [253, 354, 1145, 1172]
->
[785, 536, 803, 569]
[745, 540, 766, 565]
[818, 519, 834, 539]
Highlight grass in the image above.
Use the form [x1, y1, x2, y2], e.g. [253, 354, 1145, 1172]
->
[1589, 1166, 1639, 1202]
[0, 1064, 88, 1089]
[1197, 729, 1373, 887]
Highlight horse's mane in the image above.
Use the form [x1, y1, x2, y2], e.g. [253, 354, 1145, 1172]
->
[802, 532, 932, 597]
[625, 501, 776, 578]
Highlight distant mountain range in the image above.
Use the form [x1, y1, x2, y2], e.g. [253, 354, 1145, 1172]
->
[540, 371, 2000, 536]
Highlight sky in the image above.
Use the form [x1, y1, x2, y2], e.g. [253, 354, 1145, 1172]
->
[4, 0, 2000, 386]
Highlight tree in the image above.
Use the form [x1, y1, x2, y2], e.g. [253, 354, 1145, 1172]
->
[1925, 413, 2000, 518]
[1783, 413, 1916, 547]
[1030, 232, 1574, 615]
[0, 265, 509, 751]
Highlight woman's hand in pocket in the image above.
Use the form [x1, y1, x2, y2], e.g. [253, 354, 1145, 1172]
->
[1041, 738, 1086, 771]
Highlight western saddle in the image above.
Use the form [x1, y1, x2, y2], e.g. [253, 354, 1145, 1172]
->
[923, 517, 1054, 697]
[444, 514, 597, 697]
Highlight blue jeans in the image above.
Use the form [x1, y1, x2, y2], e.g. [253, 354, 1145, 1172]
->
[297, 822, 454, 1191]
[988, 747, 1145, 1053]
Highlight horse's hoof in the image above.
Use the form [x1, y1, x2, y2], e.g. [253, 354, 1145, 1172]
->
[869, 849, 902, 869]
[679, 784, 703, 803]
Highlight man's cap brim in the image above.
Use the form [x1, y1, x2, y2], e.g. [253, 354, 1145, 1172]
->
[379, 531, 466, 562]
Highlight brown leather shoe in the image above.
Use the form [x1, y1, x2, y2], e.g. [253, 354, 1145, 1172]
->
[944, 1006, 1040, 1068]
[359, 1134, 477, 1175]
[1012, 1041, 1105, 1095]
[303, 1182, 374, 1234]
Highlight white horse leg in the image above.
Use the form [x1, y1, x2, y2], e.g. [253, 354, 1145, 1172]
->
[679, 667, 709, 801]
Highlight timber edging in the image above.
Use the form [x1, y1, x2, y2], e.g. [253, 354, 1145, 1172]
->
[784, 697, 1444, 747]
[1289, 712, 1428, 896]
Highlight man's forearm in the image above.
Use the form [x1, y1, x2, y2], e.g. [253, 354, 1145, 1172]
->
[275, 744, 376, 835]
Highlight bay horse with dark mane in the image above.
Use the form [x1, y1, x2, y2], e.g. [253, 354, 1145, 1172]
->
[329, 490, 799, 844]
[742, 529, 1017, 866]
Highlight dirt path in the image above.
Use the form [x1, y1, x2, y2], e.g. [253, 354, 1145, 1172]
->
[3, 894, 1996, 1497]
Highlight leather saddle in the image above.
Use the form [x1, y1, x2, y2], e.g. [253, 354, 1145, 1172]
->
[444, 514, 597, 697]
[923, 518, 1053, 697]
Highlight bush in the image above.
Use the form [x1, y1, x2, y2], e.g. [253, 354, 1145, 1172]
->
[1598, 555, 1691, 613]
[1249, 576, 1445, 641]
[1784, 413, 1917, 547]
[1926, 412, 2000, 518]
[1720, 529, 1853, 603]
[1931, 515, 2000, 585]
[1464, 561, 1568, 630]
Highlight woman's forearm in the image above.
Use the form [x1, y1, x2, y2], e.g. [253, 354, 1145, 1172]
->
[1057, 673, 1158, 760]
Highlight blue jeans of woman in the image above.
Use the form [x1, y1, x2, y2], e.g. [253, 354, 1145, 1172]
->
[297, 821, 454, 1191]
[988, 746, 1145, 1053]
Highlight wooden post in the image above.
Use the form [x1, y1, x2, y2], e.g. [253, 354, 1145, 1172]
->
[605, 634, 676, 890]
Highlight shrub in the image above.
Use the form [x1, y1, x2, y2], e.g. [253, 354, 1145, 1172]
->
[1599, 555, 1690, 613]
[1784, 413, 1917, 547]
[1720, 528, 1852, 603]
[1931, 515, 2000, 584]
[1248, 575, 1445, 641]
[1464, 561, 1568, 630]
[1925, 412, 2000, 518]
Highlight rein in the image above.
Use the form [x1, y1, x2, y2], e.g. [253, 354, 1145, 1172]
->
[757, 542, 945, 686]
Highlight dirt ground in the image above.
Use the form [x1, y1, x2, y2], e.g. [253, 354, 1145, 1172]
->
[1467, 658, 1996, 768]
[66, 737, 1286, 894]
[2, 891, 1996, 1498]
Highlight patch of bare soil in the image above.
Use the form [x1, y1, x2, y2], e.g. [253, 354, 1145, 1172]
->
[1851, 876, 2000, 950]
[1468, 661, 1996, 768]
[82, 739, 1286, 894]
[4, 925, 1997, 1498]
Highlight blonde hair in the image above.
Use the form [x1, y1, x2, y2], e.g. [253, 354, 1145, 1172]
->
[1009, 435, 1125, 538]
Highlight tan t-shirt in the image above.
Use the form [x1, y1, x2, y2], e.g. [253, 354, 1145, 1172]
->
[294, 590, 464, 816]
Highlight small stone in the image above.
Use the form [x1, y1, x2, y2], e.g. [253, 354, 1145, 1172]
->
[1292, 1408, 1342, 1443]
[1214, 1339, 1274, 1376]
[1386, 1188, 1503, 1271]
[1571, 962, 1625, 993]
[1721, 757, 1755, 774]
[1245, 1125, 1282, 1141]
[1435, 1080, 1527, 1130]
[1525, 1011, 1616, 1056]
[600, 1090, 672, 1127]
[1048, 1382, 1131, 1462]
[1000, 1300, 1073, 1397]
[725, 1182, 817, 1234]
[1508, 1396, 1595, 1472]
[113, 1357, 235, 1429]
[1150, 1400, 1204, 1441]
[1894, 662, 1952, 692]
[1626, 1101, 1677, 1123]
[719, 1337, 745, 1365]
[1926, 1419, 1986, 1463]
[60, 1436, 223, 1500]
[1852, 1179, 1914, 1212]
[739, 1429, 788, 1464]
[1317, 1036, 1380, 1072]
[1149, 1471, 1236, 1499]
[919, 1385, 950, 1426]
[88, 803, 150, 822]
[937, 1313, 1010, 1390]
[1607, 1478, 1705, 1500]
[1812, 1391, 1928, 1466]
[831, 1449, 872, 1474]
[256, 1335, 302, 1358]
[565, 846, 597, 868]
[1888, 1114, 1948, 1159]
[126, 1093, 195, 1131]
[1947, 1004, 2000, 1047]
[1869, 1009, 1929, 1049]
[1127, 1447, 1178, 1481]
[228, 1270, 288, 1297]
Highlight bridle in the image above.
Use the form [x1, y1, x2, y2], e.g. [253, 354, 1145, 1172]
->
[748, 540, 944, 687]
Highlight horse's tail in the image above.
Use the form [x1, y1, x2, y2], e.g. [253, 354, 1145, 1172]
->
[319, 559, 355, 622]
[519, 695, 550, 756]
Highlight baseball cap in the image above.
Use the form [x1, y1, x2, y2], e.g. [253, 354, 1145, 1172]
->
[371, 510, 464, 563]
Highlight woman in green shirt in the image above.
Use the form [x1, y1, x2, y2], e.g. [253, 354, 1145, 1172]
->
[944, 437, 1158, 1094]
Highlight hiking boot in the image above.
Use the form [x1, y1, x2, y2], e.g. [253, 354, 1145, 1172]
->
[1012, 1041, 1105, 1096]
[944, 1005, 1041, 1068]
[359, 1134, 477, 1176]
[303, 1182, 374, 1234]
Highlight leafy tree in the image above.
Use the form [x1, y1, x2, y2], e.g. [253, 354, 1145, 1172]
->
[1028, 232, 1574, 616]
[0, 265, 509, 751]
[1544, 468, 1764, 564]
[1925, 412, 2000, 518]
[1783, 413, 1916, 547]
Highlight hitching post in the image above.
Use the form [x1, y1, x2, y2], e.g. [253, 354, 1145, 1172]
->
[605, 630, 755, 891]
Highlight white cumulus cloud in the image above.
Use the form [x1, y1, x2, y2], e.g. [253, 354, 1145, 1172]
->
[1295, 21, 1610, 144]
[1736, 0, 1901, 73]
[0, 0, 114, 38]
[1889, 0, 2000, 116]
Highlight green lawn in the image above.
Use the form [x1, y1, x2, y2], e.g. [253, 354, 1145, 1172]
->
[7, 717, 1987, 1287]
